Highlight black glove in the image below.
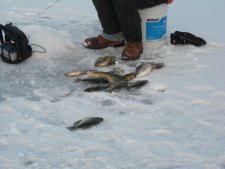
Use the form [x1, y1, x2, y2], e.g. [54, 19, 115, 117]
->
[170, 31, 207, 47]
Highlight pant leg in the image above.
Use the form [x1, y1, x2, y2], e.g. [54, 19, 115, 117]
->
[92, 0, 121, 34]
[112, 0, 142, 42]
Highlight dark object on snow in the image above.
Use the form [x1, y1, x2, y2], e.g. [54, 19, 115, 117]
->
[0, 23, 32, 64]
[170, 31, 207, 47]
[67, 117, 104, 131]
[84, 84, 109, 92]
[77, 77, 109, 84]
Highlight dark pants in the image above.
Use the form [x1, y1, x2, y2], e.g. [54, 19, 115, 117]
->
[92, 0, 142, 42]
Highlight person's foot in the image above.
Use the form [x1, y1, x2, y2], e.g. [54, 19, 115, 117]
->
[122, 42, 143, 60]
[84, 35, 125, 49]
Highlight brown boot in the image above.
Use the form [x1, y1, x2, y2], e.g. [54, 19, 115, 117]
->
[84, 35, 125, 49]
[122, 42, 143, 60]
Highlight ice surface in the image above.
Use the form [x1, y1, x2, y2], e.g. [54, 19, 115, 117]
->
[0, 0, 225, 169]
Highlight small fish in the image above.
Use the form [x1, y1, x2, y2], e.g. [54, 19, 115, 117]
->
[67, 117, 104, 131]
[95, 55, 117, 67]
[135, 62, 164, 78]
[65, 70, 87, 77]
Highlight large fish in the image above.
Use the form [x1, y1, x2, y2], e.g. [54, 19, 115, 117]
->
[135, 62, 164, 78]
[67, 117, 104, 131]
[95, 55, 117, 67]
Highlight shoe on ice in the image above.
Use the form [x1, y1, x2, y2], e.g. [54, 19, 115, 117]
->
[84, 35, 125, 49]
[122, 42, 143, 60]
[170, 31, 207, 47]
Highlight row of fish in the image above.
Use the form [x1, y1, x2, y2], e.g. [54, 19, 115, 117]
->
[65, 55, 164, 92]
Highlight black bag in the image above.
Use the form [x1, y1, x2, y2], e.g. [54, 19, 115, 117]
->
[170, 31, 207, 47]
[0, 23, 32, 64]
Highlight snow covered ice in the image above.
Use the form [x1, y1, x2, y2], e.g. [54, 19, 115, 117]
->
[0, 0, 225, 169]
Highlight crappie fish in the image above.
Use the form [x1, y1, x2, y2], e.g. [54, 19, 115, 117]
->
[135, 62, 164, 78]
[95, 55, 117, 67]
[67, 117, 104, 131]
[65, 70, 87, 77]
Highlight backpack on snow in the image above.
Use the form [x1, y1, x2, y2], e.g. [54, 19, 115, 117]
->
[0, 23, 32, 64]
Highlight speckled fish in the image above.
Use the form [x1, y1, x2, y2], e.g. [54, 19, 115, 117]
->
[135, 62, 164, 78]
[65, 70, 87, 77]
[95, 55, 117, 67]
[67, 117, 104, 131]
[86, 71, 121, 84]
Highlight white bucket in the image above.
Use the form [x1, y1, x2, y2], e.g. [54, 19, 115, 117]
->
[139, 3, 168, 50]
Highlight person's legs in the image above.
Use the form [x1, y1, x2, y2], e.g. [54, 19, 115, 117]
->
[92, 0, 121, 35]
[112, 0, 143, 60]
[112, 0, 142, 42]
[84, 0, 143, 60]
[84, 0, 125, 49]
